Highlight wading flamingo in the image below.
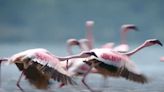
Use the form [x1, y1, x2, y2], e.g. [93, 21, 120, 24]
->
[60, 39, 99, 88]
[85, 20, 95, 49]
[102, 24, 138, 52]
[70, 39, 162, 92]
[63, 21, 98, 87]
[160, 57, 164, 62]
[0, 48, 97, 92]
[66, 20, 95, 54]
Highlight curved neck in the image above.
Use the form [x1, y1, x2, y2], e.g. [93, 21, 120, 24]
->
[125, 43, 146, 56]
[67, 45, 73, 55]
[80, 42, 90, 51]
[121, 28, 128, 44]
[57, 53, 86, 61]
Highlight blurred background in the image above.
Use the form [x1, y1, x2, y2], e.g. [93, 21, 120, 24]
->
[0, 0, 164, 44]
[0, 0, 164, 92]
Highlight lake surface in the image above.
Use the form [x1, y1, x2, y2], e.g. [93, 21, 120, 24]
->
[0, 43, 164, 92]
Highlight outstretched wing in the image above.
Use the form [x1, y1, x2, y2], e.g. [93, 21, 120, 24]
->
[33, 62, 77, 85]
[87, 54, 148, 84]
[15, 51, 77, 89]
[111, 59, 148, 84]
[30, 52, 76, 85]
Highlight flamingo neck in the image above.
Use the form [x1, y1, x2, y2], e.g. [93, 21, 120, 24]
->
[67, 45, 73, 55]
[86, 25, 94, 49]
[57, 53, 85, 61]
[121, 29, 127, 44]
[80, 42, 90, 51]
[125, 43, 146, 56]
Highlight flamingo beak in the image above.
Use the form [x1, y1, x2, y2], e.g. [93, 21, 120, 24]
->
[90, 52, 98, 57]
[155, 40, 163, 46]
[84, 52, 98, 57]
[129, 26, 139, 31]
[133, 27, 139, 31]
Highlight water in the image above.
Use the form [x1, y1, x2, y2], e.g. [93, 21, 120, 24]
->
[0, 43, 164, 92]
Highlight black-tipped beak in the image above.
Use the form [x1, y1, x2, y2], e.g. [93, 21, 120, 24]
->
[155, 40, 163, 46]
[90, 52, 98, 57]
[133, 27, 139, 31]
[129, 26, 139, 31]
[85, 52, 98, 57]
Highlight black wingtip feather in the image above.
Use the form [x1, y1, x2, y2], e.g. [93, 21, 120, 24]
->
[119, 68, 148, 84]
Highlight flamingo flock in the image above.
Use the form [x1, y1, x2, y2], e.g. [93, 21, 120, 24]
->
[0, 21, 163, 92]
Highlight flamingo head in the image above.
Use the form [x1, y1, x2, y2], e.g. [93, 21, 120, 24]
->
[144, 39, 163, 47]
[79, 39, 91, 50]
[86, 20, 94, 27]
[67, 39, 80, 46]
[121, 24, 138, 32]
[80, 51, 98, 58]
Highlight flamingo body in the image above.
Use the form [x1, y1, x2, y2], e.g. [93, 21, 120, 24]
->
[85, 48, 147, 84]
[6, 48, 77, 89]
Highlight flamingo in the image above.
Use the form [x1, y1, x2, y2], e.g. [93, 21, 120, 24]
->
[66, 20, 95, 54]
[85, 20, 95, 49]
[65, 39, 97, 76]
[69, 39, 162, 92]
[66, 39, 80, 55]
[0, 48, 97, 92]
[102, 24, 138, 52]
[64, 21, 97, 85]
[160, 57, 164, 62]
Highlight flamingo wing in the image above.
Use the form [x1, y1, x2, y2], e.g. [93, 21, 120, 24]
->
[116, 67, 148, 84]
[88, 58, 148, 84]
[87, 49, 148, 84]
[15, 51, 77, 88]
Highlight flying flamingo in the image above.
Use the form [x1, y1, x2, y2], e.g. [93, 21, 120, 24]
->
[0, 48, 97, 92]
[69, 39, 162, 92]
[102, 24, 138, 52]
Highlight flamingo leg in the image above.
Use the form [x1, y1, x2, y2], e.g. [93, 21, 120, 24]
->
[16, 70, 25, 92]
[102, 76, 108, 88]
[66, 59, 69, 70]
[82, 62, 96, 92]
[0, 60, 2, 87]
[0, 58, 7, 87]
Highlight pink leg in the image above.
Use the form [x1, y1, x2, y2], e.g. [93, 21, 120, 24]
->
[66, 60, 69, 70]
[16, 70, 25, 92]
[0, 59, 6, 87]
[0, 60, 1, 87]
[102, 76, 108, 88]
